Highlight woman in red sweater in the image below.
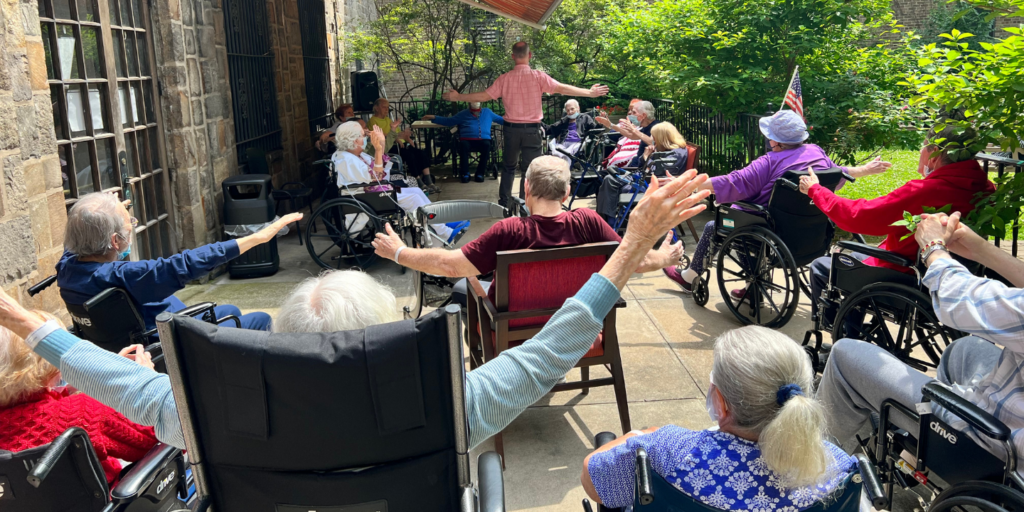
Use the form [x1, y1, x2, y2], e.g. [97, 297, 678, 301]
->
[0, 312, 159, 486]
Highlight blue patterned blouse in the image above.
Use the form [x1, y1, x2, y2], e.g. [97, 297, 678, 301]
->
[587, 426, 857, 510]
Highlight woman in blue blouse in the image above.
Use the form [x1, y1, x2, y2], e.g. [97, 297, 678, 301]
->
[583, 326, 856, 510]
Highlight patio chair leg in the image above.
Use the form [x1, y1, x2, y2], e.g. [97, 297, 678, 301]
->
[494, 432, 505, 469]
[610, 362, 631, 434]
[580, 366, 590, 395]
[292, 198, 303, 246]
[686, 219, 699, 243]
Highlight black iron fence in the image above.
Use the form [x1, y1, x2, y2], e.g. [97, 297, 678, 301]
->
[977, 152, 1024, 257]
[298, 0, 333, 138]
[224, 0, 281, 165]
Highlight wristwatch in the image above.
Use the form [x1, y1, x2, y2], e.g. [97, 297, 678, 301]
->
[920, 239, 948, 263]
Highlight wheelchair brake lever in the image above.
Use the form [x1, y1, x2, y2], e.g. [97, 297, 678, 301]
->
[779, 178, 799, 191]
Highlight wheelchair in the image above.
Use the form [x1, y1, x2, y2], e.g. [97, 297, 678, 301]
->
[801, 241, 965, 372]
[583, 431, 887, 512]
[860, 380, 1024, 512]
[153, 304, 505, 512]
[552, 126, 613, 210]
[26, 275, 237, 370]
[0, 426, 192, 512]
[690, 168, 854, 328]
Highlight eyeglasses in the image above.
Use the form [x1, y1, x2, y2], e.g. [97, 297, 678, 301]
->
[129, 217, 139, 228]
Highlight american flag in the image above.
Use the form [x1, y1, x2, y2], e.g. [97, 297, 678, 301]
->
[784, 67, 804, 118]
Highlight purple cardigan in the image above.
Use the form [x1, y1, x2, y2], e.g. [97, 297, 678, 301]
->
[710, 144, 845, 205]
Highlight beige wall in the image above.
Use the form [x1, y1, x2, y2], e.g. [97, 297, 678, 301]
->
[0, 0, 68, 319]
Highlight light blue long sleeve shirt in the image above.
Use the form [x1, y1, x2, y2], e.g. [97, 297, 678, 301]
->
[31, 273, 620, 450]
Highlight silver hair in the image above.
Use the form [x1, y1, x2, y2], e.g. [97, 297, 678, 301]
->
[564, 99, 579, 111]
[712, 326, 832, 487]
[635, 101, 656, 119]
[525, 155, 571, 201]
[273, 270, 401, 334]
[64, 192, 130, 257]
[334, 121, 365, 152]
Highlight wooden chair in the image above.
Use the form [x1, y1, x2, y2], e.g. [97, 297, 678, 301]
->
[465, 241, 630, 465]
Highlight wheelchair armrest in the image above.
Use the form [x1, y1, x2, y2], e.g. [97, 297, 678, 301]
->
[719, 201, 766, 214]
[922, 381, 1011, 441]
[855, 453, 888, 510]
[478, 451, 505, 512]
[28, 275, 57, 296]
[836, 241, 914, 268]
[594, 431, 617, 449]
[173, 302, 218, 321]
[27, 427, 91, 487]
[110, 443, 182, 500]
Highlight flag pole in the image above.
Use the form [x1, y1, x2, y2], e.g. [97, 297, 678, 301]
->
[779, 65, 798, 112]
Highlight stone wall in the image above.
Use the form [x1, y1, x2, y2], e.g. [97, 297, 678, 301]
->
[150, 0, 237, 249]
[267, 0, 312, 186]
[0, 0, 67, 318]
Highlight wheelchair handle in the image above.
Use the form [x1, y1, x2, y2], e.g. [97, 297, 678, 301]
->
[635, 447, 654, 506]
[556, 147, 581, 161]
[28, 275, 57, 297]
[842, 171, 856, 183]
[28, 427, 91, 488]
[778, 178, 799, 191]
[855, 453, 888, 510]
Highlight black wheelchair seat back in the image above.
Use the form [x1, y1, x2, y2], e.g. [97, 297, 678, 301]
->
[765, 168, 846, 267]
[66, 288, 147, 353]
[921, 413, 1007, 487]
[158, 308, 463, 512]
[348, 187, 403, 215]
[0, 435, 109, 512]
[830, 252, 917, 295]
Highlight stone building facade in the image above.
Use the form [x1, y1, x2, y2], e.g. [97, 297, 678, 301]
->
[0, 0, 372, 319]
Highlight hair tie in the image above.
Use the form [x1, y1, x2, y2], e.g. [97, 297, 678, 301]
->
[776, 383, 804, 406]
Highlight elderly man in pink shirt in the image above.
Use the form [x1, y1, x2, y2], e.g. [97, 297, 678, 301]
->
[443, 41, 609, 209]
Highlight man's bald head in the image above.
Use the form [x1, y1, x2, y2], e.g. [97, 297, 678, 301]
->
[512, 42, 530, 62]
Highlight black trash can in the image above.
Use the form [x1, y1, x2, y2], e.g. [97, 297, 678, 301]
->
[223, 174, 280, 278]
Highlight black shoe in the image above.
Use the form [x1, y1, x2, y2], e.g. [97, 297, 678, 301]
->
[461, 175, 471, 183]
[474, 174, 485, 183]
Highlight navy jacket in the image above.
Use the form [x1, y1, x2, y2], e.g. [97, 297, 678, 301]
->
[431, 108, 504, 140]
[56, 240, 240, 330]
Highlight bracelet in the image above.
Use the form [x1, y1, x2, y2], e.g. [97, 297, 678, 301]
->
[919, 239, 946, 255]
[920, 240, 948, 262]
[394, 245, 407, 263]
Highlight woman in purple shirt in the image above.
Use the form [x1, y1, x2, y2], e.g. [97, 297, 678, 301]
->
[663, 110, 891, 295]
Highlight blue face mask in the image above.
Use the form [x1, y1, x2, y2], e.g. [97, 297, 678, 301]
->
[117, 235, 132, 260]
[568, 112, 580, 120]
[628, 115, 639, 125]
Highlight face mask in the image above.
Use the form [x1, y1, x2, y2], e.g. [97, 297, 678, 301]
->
[922, 165, 933, 176]
[568, 112, 580, 120]
[116, 234, 132, 260]
[706, 372, 724, 422]
[628, 115, 639, 125]
[470, 108, 482, 114]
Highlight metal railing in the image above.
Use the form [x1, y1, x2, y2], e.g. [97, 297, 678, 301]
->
[977, 151, 1024, 257]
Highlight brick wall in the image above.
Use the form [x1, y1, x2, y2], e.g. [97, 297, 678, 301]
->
[150, 0, 237, 248]
[0, 0, 67, 318]
[267, 0, 312, 186]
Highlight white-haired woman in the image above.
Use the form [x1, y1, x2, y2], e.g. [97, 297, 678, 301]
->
[0, 314, 158, 486]
[273, 270, 401, 333]
[546, 99, 598, 165]
[583, 326, 857, 510]
[330, 122, 468, 243]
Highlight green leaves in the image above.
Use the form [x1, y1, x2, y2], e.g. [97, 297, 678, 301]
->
[892, 204, 952, 241]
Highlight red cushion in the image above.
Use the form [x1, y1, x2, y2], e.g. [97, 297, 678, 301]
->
[478, 324, 605, 359]
[505, 255, 606, 329]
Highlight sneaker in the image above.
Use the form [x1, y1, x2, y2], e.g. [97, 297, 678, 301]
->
[474, 174, 486, 183]
[663, 266, 692, 294]
[730, 288, 748, 300]
[460, 175, 471, 184]
[446, 220, 470, 244]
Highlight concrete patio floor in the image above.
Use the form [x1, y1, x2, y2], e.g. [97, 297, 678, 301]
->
[174, 173, 918, 511]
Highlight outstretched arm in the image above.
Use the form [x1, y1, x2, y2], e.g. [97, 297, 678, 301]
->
[372, 223, 481, 277]
[442, 89, 494, 103]
[554, 83, 610, 98]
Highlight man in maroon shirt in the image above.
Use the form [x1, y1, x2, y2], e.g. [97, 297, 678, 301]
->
[371, 155, 683, 307]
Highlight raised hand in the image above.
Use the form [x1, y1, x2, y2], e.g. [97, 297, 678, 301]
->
[799, 168, 819, 195]
[442, 89, 460, 102]
[626, 169, 710, 245]
[371, 125, 386, 151]
[371, 223, 406, 262]
[590, 84, 610, 97]
[595, 115, 612, 128]
[855, 156, 893, 178]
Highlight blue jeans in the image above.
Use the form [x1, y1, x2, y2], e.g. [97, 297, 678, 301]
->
[166, 296, 272, 331]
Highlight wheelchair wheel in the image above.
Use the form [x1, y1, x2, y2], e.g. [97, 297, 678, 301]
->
[932, 481, 1024, 512]
[305, 198, 383, 270]
[716, 226, 800, 328]
[692, 272, 710, 307]
[930, 495, 1012, 512]
[830, 282, 953, 371]
[798, 265, 812, 299]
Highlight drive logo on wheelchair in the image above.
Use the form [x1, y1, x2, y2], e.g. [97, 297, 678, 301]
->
[0, 476, 11, 500]
[931, 420, 958, 444]
[71, 314, 92, 327]
[156, 469, 176, 496]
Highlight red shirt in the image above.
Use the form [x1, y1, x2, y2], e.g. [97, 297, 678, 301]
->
[461, 208, 620, 303]
[807, 159, 995, 272]
[0, 389, 159, 486]
[485, 64, 562, 123]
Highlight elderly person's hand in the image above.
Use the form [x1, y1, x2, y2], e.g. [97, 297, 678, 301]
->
[626, 169, 710, 245]
[944, 212, 988, 261]
[370, 125, 386, 152]
[596, 115, 612, 129]
[618, 118, 639, 138]
[442, 89, 460, 101]
[850, 156, 893, 179]
[422, 115, 436, 121]
[371, 223, 406, 262]
[655, 230, 684, 266]
[589, 84, 610, 97]
[0, 286, 44, 340]
[118, 344, 155, 370]
[391, 116, 403, 129]
[643, 145, 656, 159]
[798, 168, 819, 195]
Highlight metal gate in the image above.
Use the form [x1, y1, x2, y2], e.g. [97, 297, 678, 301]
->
[298, 0, 333, 137]
[224, 0, 281, 164]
